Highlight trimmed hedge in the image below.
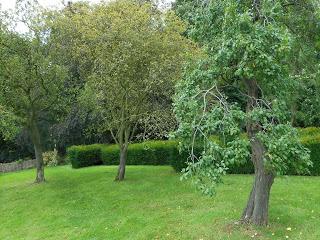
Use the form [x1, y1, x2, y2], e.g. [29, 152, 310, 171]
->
[101, 141, 174, 165]
[225, 128, 320, 176]
[67, 128, 320, 175]
[67, 144, 103, 169]
[300, 134, 320, 176]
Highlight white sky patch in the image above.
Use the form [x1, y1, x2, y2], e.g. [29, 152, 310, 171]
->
[0, 0, 174, 10]
[0, 0, 102, 10]
[0, 0, 175, 32]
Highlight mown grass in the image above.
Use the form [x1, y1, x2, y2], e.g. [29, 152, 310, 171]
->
[0, 166, 319, 240]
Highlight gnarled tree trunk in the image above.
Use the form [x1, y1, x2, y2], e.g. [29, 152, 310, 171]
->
[241, 79, 275, 226]
[241, 137, 275, 225]
[30, 121, 45, 183]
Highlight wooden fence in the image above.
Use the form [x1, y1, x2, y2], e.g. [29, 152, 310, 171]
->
[0, 159, 36, 173]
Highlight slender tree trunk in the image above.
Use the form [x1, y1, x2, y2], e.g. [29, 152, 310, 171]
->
[290, 101, 297, 127]
[113, 104, 135, 181]
[241, 79, 275, 226]
[30, 121, 45, 183]
[115, 144, 128, 181]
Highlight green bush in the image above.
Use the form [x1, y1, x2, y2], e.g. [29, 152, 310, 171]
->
[68, 140, 196, 171]
[101, 141, 176, 166]
[67, 144, 103, 169]
[300, 134, 320, 176]
[43, 150, 58, 167]
[67, 128, 320, 175]
[227, 127, 320, 175]
[163, 128, 320, 175]
[298, 127, 320, 138]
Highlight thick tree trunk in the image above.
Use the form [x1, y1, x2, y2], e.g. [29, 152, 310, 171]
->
[241, 138, 274, 225]
[241, 79, 275, 226]
[115, 145, 128, 181]
[30, 121, 45, 183]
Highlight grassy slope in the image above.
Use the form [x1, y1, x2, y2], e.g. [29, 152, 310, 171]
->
[0, 166, 319, 240]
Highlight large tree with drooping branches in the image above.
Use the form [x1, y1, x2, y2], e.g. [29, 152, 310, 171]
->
[174, 0, 317, 225]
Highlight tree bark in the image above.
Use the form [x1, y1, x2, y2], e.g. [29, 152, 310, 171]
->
[241, 79, 275, 226]
[115, 144, 128, 181]
[114, 121, 130, 181]
[290, 101, 297, 127]
[30, 121, 45, 183]
[241, 138, 274, 225]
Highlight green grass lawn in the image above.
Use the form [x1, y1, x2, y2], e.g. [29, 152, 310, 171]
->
[0, 166, 319, 240]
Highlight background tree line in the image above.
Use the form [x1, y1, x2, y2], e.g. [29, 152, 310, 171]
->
[1, 0, 319, 164]
[0, 0, 196, 181]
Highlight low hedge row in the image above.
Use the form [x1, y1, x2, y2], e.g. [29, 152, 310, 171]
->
[67, 144, 102, 169]
[67, 128, 320, 175]
[101, 141, 176, 166]
[67, 140, 198, 170]
[213, 128, 320, 176]
[300, 134, 320, 176]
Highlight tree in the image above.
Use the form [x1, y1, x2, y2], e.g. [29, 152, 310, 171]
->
[174, 0, 314, 225]
[0, 1, 67, 182]
[87, 1, 195, 181]
[280, 0, 320, 127]
[50, 0, 196, 181]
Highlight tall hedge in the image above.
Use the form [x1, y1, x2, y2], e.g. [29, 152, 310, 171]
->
[67, 128, 320, 175]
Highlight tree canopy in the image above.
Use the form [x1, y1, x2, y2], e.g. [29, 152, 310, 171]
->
[46, 0, 197, 180]
[0, 1, 68, 182]
[174, 0, 316, 225]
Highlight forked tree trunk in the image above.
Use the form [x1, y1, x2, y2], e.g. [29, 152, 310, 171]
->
[115, 145, 128, 181]
[241, 79, 275, 226]
[114, 119, 132, 181]
[30, 121, 45, 183]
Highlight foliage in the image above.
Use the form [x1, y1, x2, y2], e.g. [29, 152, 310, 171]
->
[174, 0, 320, 129]
[173, 0, 313, 200]
[67, 144, 102, 169]
[0, 105, 20, 140]
[44, 2, 112, 155]
[47, 0, 197, 180]
[0, 23, 67, 128]
[282, 0, 320, 127]
[293, 79, 320, 127]
[299, 129, 320, 176]
[0, 0, 70, 181]
[173, 127, 320, 176]
[50, 0, 194, 139]
[101, 140, 194, 167]
[67, 140, 194, 169]
[51, 106, 114, 157]
[86, 0, 193, 139]
[134, 108, 177, 141]
[42, 150, 58, 167]
[67, 127, 319, 175]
